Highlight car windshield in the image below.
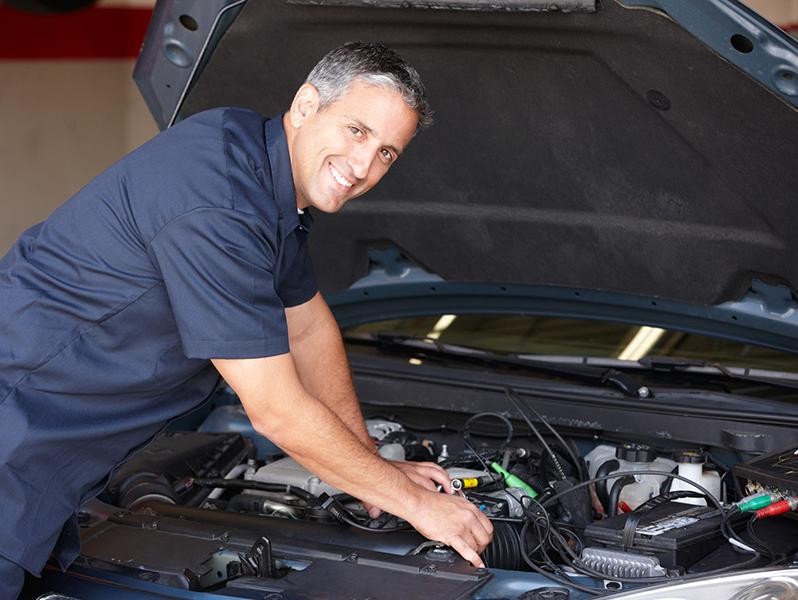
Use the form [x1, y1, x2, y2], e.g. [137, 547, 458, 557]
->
[343, 314, 798, 374]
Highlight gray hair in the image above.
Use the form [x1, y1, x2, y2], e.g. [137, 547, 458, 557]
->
[306, 41, 433, 129]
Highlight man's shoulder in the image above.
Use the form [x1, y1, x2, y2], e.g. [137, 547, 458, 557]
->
[176, 107, 268, 140]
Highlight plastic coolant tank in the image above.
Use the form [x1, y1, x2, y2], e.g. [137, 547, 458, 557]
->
[585, 444, 677, 510]
[669, 451, 721, 506]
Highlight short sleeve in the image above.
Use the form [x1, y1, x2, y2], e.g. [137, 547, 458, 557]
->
[147, 208, 290, 359]
[276, 228, 318, 308]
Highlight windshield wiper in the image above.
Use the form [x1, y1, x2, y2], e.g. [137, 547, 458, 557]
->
[636, 355, 798, 390]
[344, 332, 652, 398]
[510, 352, 798, 392]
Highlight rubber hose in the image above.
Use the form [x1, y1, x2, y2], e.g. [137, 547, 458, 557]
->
[595, 459, 619, 512]
[607, 475, 636, 517]
[481, 521, 522, 571]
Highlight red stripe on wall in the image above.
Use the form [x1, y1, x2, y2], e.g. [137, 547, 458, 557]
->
[0, 6, 152, 60]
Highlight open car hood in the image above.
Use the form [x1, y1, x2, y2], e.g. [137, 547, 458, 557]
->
[134, 0, 798, 308]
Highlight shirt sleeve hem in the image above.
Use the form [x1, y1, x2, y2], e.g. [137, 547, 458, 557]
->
[183, 338, 290, 360]
[281, 285, 319, 308]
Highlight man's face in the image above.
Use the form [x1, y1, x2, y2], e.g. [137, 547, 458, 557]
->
[286, 80, 419, 213]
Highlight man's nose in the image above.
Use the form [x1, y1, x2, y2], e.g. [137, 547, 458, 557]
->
[347, 145, 373, 180]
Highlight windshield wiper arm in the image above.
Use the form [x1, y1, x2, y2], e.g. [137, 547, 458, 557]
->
[345, 332, 652, 398]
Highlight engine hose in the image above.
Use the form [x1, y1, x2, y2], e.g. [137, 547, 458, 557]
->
[225, 493, 305, 519]
[661, 466, 678, 494]
[482, 521, 522, 571]
[189, 477, 318, 504]
[594, 459, 619, 512]
[607, 475, 636, 517]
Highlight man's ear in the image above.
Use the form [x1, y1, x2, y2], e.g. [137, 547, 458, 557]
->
[289, 83, 321, 129]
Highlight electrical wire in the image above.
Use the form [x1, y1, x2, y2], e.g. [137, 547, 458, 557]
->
[504, 389, 567, 481]
[746, 515, 783, 565]
[519, 518, 607, 596]
[506, 387, 586, 482]
[461, 412, 514, 475]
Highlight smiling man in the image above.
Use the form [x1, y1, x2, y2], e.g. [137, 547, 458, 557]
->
[0, 42, 492, 597]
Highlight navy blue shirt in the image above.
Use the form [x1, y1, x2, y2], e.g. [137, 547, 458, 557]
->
[0, 108, 316, 574]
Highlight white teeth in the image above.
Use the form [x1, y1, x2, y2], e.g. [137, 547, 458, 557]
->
[329, 164, 353, 188]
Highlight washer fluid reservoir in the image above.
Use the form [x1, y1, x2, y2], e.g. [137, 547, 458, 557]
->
[585, 443, 677, 512]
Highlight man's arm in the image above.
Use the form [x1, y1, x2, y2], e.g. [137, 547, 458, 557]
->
[284, 292, 372, 449]
[211, 353, 494, 567]
[284, 292, 453, 505]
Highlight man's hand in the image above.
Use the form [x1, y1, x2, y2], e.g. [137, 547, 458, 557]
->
[360, 460, 493, 567]
[363, 460, 452, 518]
[403, 488, 494, 568]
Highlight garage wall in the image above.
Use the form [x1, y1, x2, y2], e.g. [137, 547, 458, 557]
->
[747, 0, 798, 30]
[0, 0, 795, 255]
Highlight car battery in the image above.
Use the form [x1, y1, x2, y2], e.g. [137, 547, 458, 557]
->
[583, 501, 732, 570]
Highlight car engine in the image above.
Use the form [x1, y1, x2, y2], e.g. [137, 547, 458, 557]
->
[87, 397, 798, 598]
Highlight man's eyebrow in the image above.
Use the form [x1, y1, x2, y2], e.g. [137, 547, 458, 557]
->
[347, 116, 404, 156]
[348, 117, 373, 135]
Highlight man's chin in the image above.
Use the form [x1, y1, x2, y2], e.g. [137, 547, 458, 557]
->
[310, 193, 355, 214]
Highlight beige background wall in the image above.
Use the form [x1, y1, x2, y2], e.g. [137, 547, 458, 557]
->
[0, 0, 795, 255]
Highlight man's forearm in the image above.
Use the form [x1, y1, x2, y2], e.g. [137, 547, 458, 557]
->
[286, 294, 373, 450]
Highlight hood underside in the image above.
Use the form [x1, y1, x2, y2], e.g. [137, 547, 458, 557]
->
[136, 0, 798, 305]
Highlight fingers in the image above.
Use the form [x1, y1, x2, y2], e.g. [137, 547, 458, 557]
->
[405, 471, 440, 493]
[448, 536, 485, 569]
[415, 493, 495, 566]
[468, 501, 494, 543]
[417, 462, 454, 492]
[360, 500, 382, 519]
[393, 460, 453, 493]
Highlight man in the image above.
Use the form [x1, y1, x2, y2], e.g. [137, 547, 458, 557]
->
[0, 42, 493, 597]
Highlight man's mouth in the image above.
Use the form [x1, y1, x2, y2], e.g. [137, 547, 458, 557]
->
[329, 163, 354, 189]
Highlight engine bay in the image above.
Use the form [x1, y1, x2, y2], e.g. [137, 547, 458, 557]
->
[69, 386, 798, 599]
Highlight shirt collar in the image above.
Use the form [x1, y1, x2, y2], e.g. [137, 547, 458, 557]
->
[264, 114, 312, 232]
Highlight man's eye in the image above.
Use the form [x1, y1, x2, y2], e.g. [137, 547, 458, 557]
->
[348, 126, 363, 137]
[380, 149, 394, 162]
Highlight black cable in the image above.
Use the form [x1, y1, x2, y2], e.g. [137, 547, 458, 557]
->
[518, 494, 552, 555]
[519, 520, 607, 596]
[516, 495, 608, 595]
[505, 389, 567, 481]
[318, 493, 412, 533]
[746, 515, 781, 564]
[463, 412, 514, 450]
[507, 387, 586, 482]
[461, 412, 514, 475]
